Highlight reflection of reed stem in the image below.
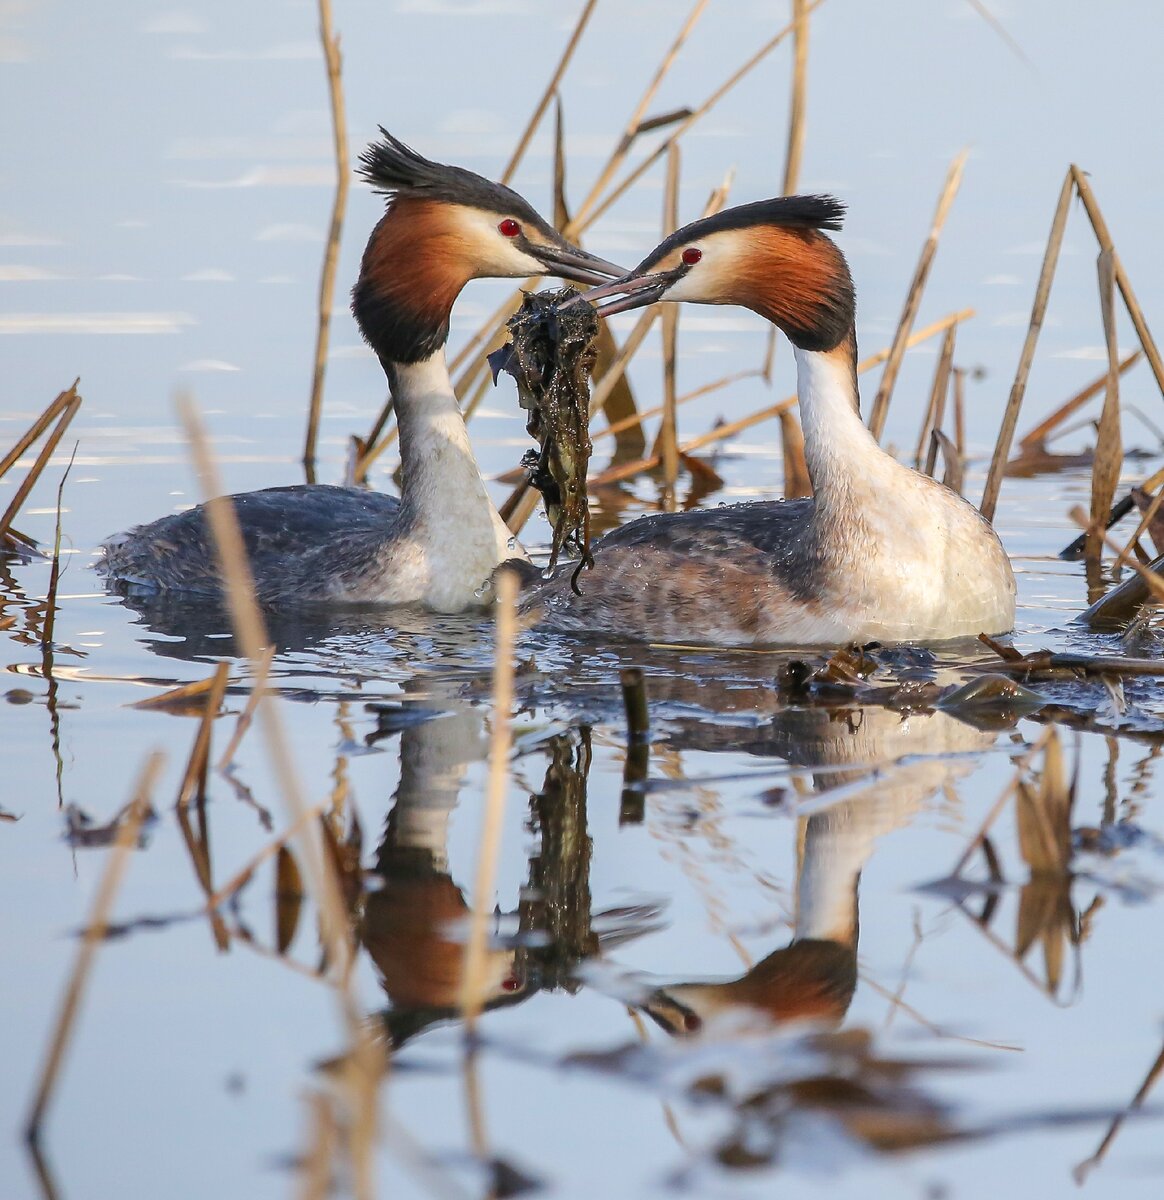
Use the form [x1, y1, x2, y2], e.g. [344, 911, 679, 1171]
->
[461, 569, 518, 1031]
[25, 753, 164, 1141]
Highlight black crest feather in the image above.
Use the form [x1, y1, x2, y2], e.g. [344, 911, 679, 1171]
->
[357, 127, 551, 233]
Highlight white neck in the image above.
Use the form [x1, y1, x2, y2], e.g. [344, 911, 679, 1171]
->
[388, 351, 525, 609]
[793, 344, 894, 505]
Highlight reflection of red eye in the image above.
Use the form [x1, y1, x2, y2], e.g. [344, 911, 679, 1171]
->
[684, 1013, 702, 1032]
[498, 219, 521, 238]
[682, 247, 702, 266]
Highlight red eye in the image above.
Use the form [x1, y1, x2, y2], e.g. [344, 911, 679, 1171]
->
[498, 218, 521, 238]
[682, 247, 702, 266]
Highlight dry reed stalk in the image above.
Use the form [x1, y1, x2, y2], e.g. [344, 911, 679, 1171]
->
[302, 0, 350, 480]
[979, 169, 1074, 523]
[499, 0, 598, 185]
[575, 0, 827, 233]
[594, 369, 765, 443]
[1070, 165, 1164, 399]
[953, 367, 966, 460]
[432, 5, 804, 464]
[657, 144, 682, 508]
[867, 150, 967, 442]
[1060, 461, 1164, 561]
[176, 661, 231, 808]
[216, 645, 275, 769]
[763, 0, 811, 380]
[1068, 504, 1164, 607]
[570, 0, 712, 229]
[1117, 488, 1164, 567]
[590, 309, 975, 487]
[25, 751, 164, 1141]
[178, 398, 380, 1196]
[553, 99, 642, 455]
[460, 569, 518, 1033]
[1017, 352, 1141, 451]
[0, 385, 82, 543]
[0, 383, 78, 481]
[298, 1091, 340, 1200]
[1086, 250, 1124, 564]
[917, 324, 957, 473]
[779, 409, 811, 497]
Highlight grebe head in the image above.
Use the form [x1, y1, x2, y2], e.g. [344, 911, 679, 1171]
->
[353, 128, 625, 364]
[582, 195, 854, 353]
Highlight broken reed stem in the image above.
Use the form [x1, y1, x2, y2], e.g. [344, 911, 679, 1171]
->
[1018, 351, 1141, 450]
[1068, 505, 1164, 603]
[0, 382, 78, 481]
[867, 149, 967, 442]
[590, 308, 975, 488]
[764, 0, 811, 380]
[0, 387, 82, 540]
[302, 0, 350, 480]
[1070, 165, 1164, 400]
[179, 397, 380, 1200]
[571, 0, 712, 228]
[499, 0, 598, 185]
[980, 169, 1075, 523]
[1060, 461, 1164, 562]
[917, 323, 957, 473]
[658, 143, 682, 508]
[1117, 487, 1164, 568]
[1087, 250, 1124, 564]
[176, 661, 231, 808]
[460, 569, 518, 1033]
[25, 752, 164, 1142]
[216, 645, 275, 770]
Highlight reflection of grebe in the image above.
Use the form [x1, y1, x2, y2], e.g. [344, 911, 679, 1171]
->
[643, 708, 993, 1034]
[98, 132, 623, 613]
[361, 709, 522, 1044]
[526, 197, 1015, 646]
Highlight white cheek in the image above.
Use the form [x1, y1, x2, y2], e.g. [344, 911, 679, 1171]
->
[662, 243, 735, 304]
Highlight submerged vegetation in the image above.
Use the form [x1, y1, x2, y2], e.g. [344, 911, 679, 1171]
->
[6, 2, 1164, 1199]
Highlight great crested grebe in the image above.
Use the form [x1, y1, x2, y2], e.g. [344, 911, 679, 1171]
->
[98, 130, 624, 612]
[524, 196, 1016, 646]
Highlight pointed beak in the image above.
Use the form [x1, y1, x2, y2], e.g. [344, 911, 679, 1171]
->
[567, 269, 677, 317]
[531, 239, 628, 286]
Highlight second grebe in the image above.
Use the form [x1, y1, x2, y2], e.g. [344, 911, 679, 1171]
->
[98, 130, 624, 612]
[524, 197, 1015, 645]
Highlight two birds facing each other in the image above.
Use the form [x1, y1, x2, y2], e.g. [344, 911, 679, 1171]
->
[99, 129, 1015, 648]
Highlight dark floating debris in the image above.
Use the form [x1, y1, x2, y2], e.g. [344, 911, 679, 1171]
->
[491, 287, 600, 587]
